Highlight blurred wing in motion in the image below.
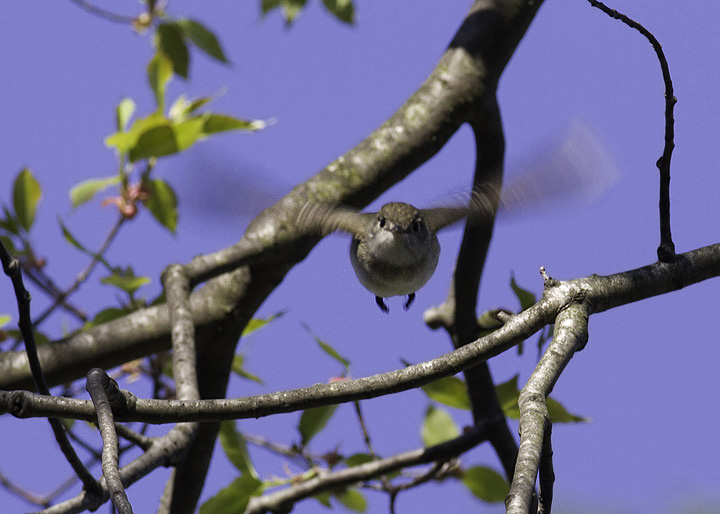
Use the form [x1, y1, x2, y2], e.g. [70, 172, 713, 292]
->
[296, 202, 373, 237]
[427, 121, 616, 231]
[498, 120, 617, 216]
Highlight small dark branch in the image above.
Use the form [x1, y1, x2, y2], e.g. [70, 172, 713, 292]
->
[538, 423, 555, 514]
[354, 401, 377, 458]
[21, 267, 87, 325]
[66, 0, 138, 24]
[86, 369, 134, 514]
[35, 215, 124, 327]
[587, 0, 676, 262]
[0, 240, 102, 501]
[244, 425, 488, 514]
[506, 302, 589, 513]
[114, 424, 155, 451]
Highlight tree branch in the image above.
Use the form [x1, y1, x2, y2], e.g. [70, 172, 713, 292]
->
[507, 301, 589, 513]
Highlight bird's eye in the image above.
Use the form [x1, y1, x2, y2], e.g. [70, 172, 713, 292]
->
[378, 216, 386, 228]
[411, 220, 422, 233]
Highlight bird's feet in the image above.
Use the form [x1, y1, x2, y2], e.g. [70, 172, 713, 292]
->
[376, 296, 390, 313]
[403, 293, 416, 311]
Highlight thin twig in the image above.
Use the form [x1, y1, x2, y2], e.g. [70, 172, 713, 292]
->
[66, 0, 138, 24]
[34, 215, 124, 327]
[587, 0, 676, 261]
[0, 240, 102, 500]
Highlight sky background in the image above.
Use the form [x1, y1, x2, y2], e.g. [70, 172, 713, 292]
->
[1, 1, 719, 513]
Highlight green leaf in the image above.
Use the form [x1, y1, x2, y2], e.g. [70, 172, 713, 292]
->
[547, 396, 588, 423]
[231, 354, 263, 384]
[199, 475, 263, 514]
[176, 19, 229, 63]
[321, 0, 355, 24]
[303, 325, 350, 369]
[462, 466, 509, 503]
[147, 51, 173, 108]
[299, 404, 338, 446]
[13, 168, 41, 231]
[219, 421, 259, 478]
[69, 176, 121, 208]
[421, 376, 470, 410]
[510, 274, 536, 311]
[334, 488, 366, 512]
[58, 218, 113, 271]
[143, 178, 178, 233]
[495, 375, 520, 419]
[156, 23, 189, 79]
[344, 453, 373, 467]
[241, 310, 285, 337]
[0, 207, 20, 235]
[101, 268, 151, 295]
[202, 114, 265, 134]
[105, 112, 167, 155]
[85, 307, 132, 328]
[313, 490, 332, 508]
[0, 314, 11, 328]
[421, 405, 460, 447]
[116, 97, 136, 131]
[262, 0, 308, 25]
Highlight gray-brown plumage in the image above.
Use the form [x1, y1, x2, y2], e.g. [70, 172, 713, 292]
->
[296, 122, 615, 312]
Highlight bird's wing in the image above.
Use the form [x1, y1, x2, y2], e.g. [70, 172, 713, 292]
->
[427, 121, 616, 231]
[296, 202, 373, 237]
[424, 183, 501, 232]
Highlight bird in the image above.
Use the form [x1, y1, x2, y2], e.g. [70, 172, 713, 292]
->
[296, 122, 614, 312]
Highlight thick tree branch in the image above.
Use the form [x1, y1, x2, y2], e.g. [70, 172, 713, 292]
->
[4, 242, 719, 427]
[0, 0, 546, 393]
[507, 302, 589, 513]
[85, 369, 133, 514]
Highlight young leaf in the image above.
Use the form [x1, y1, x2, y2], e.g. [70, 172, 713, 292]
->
[0, 314, 10, 328]
[313, 490, 332, 508]
[101, 268, 151, 295]
[143, 178, 178, 233]
[421, 376, 470, 410]
[303, 325, 350, 369]
[242, 311, 285, 337]
[547, 396, 589, 423]
[198, 475, 263, 514]
[0, 206, 20, 235]
[69, 176, 121, 208]
[105, 112, 167, 155]
[116, 97, 136, 131]
[219, 421, 259, 478]
[299, 404, 338, 446]
[262, 0, 308, 25]
[321, 0, 355, 24]
[85, 307, 131, 328]
[462, 466, 509, 503]
[344, 453, 374, 467]
[202, 114, 265, 134]
[147, 51, 173, 109]
[156, 23, 189, 79]
[231, 354, 263, 384]
[176, 19, 229, 63]
[334, 488, 367, 512]
[495, 375, 520, 419]
[58, 218, 114, 271]
[13, 168, 41, 231]
[510, 274, 536, 311]
[421, 405, 460, 447]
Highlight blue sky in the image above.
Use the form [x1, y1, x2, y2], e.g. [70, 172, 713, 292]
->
[1, 1, 719, 513]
